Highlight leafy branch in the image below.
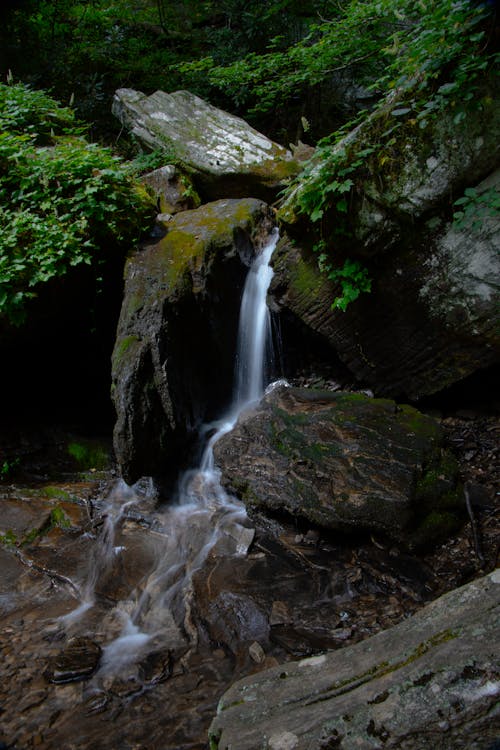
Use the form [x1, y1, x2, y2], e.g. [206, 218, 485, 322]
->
[0, 82, 154, 324]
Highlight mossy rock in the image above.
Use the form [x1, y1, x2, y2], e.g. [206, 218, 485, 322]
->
[111, 198, 276, 484]
[214, 385, 464, 547]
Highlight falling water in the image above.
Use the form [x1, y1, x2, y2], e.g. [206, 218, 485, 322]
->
[234, 227, 278, 409]
[63, 226, 280, 671]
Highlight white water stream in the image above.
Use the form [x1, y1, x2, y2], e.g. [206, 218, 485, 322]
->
[63, 227, 280, 671]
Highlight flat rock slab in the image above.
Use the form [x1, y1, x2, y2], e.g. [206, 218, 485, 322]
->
[113, 88, 299, 200]
[209, 570, 500, 750]
[214, 386, 463, 546]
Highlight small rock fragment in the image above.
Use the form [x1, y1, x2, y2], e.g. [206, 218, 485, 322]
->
[249, 641, 265, 664]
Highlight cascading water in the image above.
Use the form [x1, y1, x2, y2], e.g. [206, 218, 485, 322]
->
[64, 226, 280, 672]
[234, 229, 277, 409]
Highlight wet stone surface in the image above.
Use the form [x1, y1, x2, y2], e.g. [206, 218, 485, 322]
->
[0, 418, 497, 749]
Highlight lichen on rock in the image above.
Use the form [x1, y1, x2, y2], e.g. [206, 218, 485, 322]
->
[113, 88, 299, 201]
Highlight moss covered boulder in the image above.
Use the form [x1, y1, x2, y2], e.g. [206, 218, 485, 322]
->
[213, 385, 464, 546]
[111, 198, 275, 485]
[112, 88, 299, 202]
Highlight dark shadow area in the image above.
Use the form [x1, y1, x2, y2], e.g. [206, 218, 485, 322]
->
[0, 260, 124, 436]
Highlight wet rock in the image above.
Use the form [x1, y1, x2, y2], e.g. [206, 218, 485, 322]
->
[214, 386, 464, 547]
[211, 523, 255, 557]
[139, 649, 173, 686]
[44, 637, 102, 684]
[205, 592, 270, 654]
[111, 198, 275, 484]
[210, 571, 500, 750]
[270, 601, 292, 626]
[83, 689, 109, 716]
[113, 88, 299, 202]
[272, 188, 499, 401]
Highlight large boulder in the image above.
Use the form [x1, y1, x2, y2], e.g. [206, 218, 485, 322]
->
[274, 75, 500, 399]
[272, 169, 500, 399]
[111, 198, 275, 485]
[213, 385, 463, 547]
[280, 76, 500, 245]
[112, 89, 299, 202]
[209, 570, 500, 750]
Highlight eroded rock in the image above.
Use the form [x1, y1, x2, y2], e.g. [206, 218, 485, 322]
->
[44, 637, 102, 684]
[214, 386, 464, 546]
[141, 165, 200, 215]
[275, 75, 500, 399]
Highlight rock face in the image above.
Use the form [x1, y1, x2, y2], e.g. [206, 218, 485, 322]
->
[213, 386, 463, 546]
[272, 169, 500, 400]
[274, 76, 500, 399]
[112, 88, 299, 202]
[111, 198, 275, 485]
[209, 570, 500, 750]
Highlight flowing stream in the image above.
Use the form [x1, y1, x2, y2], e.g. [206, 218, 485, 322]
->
[64, 227, 280, 672]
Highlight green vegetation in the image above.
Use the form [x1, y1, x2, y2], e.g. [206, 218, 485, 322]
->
[67, 440, 109, 470]
[453, 185, 500, 233]
[277, 0, 499, 307]
[0, 81, 154, 324]
[0, 0, 497, 321]
[0, 458, 20, 479]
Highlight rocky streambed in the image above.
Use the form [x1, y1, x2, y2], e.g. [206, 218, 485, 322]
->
[0, 407, 497, 750]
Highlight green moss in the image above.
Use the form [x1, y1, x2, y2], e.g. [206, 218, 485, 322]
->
[270, 419, 331, 462]
[231, 479, 260, 506]
[324, 630, 457, 698]
[67, 440, 110, 470]
[156, 228, 205, 289]
[415, 450, 460, 509]
[397, 404, 441, 441]
[0, 529, 17, 547]
[410, 510, 462, 548]
[112, 334, 141, 370]
[290, 256, 324, 298]
[252, 155, 300, 183]
[21, 504, 71, 546]
[43, 486, 76, 502]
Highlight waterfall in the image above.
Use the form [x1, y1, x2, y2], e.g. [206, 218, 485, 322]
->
[234, 227, 278, 409]
[199, 225, 279, 472]
[66, 226, 280, 671]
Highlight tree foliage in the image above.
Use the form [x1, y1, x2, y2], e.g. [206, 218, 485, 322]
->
[0, 0, 497, 316]
[0, 82, 153, 324]
[0, 0, 331, 138]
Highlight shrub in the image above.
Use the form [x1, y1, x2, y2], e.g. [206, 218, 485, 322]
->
[0, 82, 154, 324]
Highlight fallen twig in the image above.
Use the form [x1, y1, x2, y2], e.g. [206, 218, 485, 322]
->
[464, 483, 485, 567]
